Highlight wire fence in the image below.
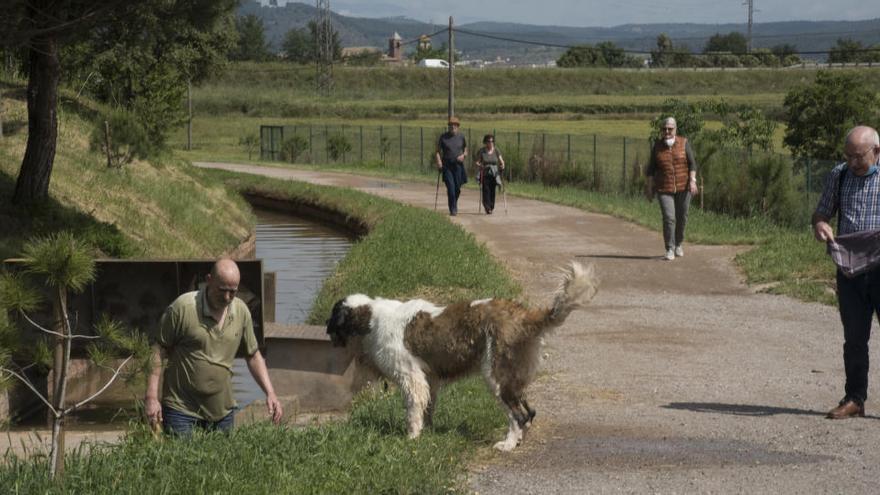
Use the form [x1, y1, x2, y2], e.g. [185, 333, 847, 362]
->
[260, 123, 840, 225]
[260, 123, 658, 190]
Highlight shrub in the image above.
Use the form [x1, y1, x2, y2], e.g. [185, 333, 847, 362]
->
[326, 133, 352, 161]
[700, 150, 801, 226]
[281, 135, 309, 163]
[89, 109, 153, 168]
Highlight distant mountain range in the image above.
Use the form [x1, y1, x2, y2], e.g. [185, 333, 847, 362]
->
[239, 1, 880, 63]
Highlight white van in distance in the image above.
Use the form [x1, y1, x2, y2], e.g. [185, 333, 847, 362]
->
[416, 58, 450, 68]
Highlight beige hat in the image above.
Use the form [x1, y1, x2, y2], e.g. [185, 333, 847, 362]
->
[448, 116, 460, 126]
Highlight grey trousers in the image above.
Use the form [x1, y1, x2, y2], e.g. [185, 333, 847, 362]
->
[658, 191, 692, 250]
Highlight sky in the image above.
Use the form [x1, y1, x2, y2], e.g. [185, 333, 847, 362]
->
[268, 1, 880, 27]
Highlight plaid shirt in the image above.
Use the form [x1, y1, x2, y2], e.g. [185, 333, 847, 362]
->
[815, 162, 880, 235]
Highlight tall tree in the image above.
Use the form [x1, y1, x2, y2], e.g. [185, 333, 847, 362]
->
[557, 42, 639, 68]
[828, 38, 880, 64]
[1, 0, 235, 206]
[282, 21, 341, 64]
[65, 2, 236, 144]
[783, 71, 880, 161]
[650, 34, 694, 68]
[2, 1, 132, 205]
[231, 14, 271, 61]
[704, 32, 748, 54]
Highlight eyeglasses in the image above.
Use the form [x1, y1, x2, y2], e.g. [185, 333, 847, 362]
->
[844, 146, 876, 162]
[661, 127, 675, 132]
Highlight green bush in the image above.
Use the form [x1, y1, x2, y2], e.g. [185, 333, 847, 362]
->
[89, 110, 153, 168]
[281, 135, 309, 163]
[700, 150, 801, 226]
[326, 133, 352, 161]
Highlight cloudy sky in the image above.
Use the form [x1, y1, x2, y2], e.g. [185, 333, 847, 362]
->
[288, 1, 880, 27]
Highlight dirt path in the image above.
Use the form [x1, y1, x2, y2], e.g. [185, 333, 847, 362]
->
[207, 163, 876, 492]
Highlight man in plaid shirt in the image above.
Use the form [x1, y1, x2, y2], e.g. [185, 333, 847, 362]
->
[813, 125, 880, 419]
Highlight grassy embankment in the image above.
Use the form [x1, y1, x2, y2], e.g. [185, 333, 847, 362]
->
[169, 63, 843, 306]
[0, 83, 252, 260]
[1, 80, 522, 492]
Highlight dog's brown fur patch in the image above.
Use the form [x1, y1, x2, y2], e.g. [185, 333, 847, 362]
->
[404, 299, 552, 383]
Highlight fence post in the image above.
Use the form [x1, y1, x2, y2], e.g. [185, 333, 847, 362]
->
[622, 137, 627, 194]
[342, 124, 346, 163]
[325, 124, 329, 163]
[420, 127, 424, 170]
[593, 134, 598, 191]
[516, 131, 521, 182]
[567, 133, 571, 166]
[380, 125, 384, 162]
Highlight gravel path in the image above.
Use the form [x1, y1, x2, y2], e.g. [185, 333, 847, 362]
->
[196, 163, 877, 494]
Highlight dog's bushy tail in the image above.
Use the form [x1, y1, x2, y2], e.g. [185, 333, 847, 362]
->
[547, 261, 598, 324]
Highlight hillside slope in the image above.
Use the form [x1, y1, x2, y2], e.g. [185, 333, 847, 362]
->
[0, 84, 253, 260]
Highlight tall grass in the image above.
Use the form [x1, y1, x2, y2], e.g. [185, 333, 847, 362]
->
[0, 378, 506, 494]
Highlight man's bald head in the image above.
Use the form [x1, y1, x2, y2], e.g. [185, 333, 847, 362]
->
[843, 126, 880, 176]
[211, 258, 240, 284]
[206, 258, 240, 311]
[846, 126, 880, 148]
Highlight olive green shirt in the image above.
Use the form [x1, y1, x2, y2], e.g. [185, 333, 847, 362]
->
[153, 289, 258, 421]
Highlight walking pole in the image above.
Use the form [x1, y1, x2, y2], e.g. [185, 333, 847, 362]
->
[434, 168, 441, 211]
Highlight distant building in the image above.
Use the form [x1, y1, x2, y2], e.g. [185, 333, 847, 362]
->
[388, 32, 402, 61]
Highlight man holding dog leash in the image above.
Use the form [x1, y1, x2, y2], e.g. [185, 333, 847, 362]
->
[435, 116, 468, 216]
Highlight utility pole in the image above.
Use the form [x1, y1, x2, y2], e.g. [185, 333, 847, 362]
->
[448, 16, 454, 121]
[743, 0, 754, 52]
[316, 0, 333, 95]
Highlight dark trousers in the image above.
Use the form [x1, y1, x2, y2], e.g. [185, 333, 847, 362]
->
[481, 173, 497, 213]
[837, 268, 880, 403]
[442, 161, 466, 214]
[162, 405, 235, 436]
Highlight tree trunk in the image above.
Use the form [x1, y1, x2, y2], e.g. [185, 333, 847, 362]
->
[12, 33, 60, 205]
[48, 287, 68, 479]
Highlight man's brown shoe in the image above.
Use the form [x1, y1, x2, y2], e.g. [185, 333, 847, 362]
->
[826, 400, 865, 419]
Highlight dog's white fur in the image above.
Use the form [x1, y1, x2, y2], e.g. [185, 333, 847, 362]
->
[326, 262, 597, 451]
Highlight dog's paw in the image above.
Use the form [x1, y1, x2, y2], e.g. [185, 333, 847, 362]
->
[493, 439, 518, 452]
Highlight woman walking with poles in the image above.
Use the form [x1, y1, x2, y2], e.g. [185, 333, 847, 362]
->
[475, 134, 505, 214]
[435, 116, 468, 216]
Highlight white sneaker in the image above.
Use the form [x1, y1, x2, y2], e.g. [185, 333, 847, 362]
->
[674, 245, 684, 257]
[664, 249, 675, 261]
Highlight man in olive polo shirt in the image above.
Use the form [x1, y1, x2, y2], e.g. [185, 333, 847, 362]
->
[145, 258, 283, 434]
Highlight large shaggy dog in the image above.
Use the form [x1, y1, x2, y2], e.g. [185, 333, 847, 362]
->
[325, 262, 598, 451]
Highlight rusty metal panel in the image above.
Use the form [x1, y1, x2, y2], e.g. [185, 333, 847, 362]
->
[3, 259, 265, 357]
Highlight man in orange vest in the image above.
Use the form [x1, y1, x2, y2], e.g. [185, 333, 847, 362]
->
[645, 117, 698, 261]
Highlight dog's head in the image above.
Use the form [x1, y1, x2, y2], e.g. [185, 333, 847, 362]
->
[325, 294, 374, 347]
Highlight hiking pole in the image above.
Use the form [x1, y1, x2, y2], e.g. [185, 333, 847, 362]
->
[434, 168, 441, 211]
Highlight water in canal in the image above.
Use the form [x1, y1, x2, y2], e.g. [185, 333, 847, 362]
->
[231, 207, 353, 408]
